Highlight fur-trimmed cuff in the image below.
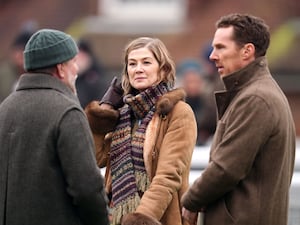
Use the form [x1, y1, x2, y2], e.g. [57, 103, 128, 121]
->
[84, 101, 119, 134]
[121, 212, 161, 225]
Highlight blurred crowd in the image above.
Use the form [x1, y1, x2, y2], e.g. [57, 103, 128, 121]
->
[176, 44, 223, 145]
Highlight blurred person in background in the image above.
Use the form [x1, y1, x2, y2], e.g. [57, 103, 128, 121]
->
[0, 29, 35, 102]
[85, 37, 197, 225]
[76, 39, 111, 108]
[0, 29, 109, 225]
[200, 43, 224, 94]
[177, 59, 216, 145]
[181, 13, 296, 225]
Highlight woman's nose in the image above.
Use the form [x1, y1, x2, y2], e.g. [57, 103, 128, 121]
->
[135, 62, 143, 72]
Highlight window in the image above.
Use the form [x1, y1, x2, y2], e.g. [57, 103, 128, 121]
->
[99, 0, 186, 23]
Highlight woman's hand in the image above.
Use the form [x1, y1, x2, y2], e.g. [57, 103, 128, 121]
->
[100, 76, 124, 109]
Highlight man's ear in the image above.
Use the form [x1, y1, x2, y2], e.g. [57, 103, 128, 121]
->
[55, 63, 64, 79]
[242, 43, 255, 60]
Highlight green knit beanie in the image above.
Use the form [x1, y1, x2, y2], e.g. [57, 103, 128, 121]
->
[23, 29, 78, 70]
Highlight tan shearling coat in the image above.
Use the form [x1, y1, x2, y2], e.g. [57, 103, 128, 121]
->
[85, 88, 197, 225]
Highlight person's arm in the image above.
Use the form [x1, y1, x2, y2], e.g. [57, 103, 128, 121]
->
[57, 108, 109, 225]
[182, 95, 274, 211]
[84, 76, 123, 167]
[84, 100, 120, 167]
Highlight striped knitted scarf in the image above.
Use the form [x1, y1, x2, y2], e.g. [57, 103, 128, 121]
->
[110, 82, 170, 225]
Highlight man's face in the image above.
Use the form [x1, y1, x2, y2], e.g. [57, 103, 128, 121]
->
[10, 47, 25, 70]
[209, 26, 246, 77]
[60, 56, 79, 94]
[182, 71, 204, 97]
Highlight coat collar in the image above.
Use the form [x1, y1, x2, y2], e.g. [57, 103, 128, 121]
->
[16, 73, 79, 104]
[155, 88, 186, 116]
[221, 56, 271, 92]
[214, 57, 271, 119]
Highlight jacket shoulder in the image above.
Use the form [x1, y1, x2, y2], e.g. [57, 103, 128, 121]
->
[156, 88, 186, 116]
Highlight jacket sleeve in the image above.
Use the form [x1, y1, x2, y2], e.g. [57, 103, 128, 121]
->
[136, 102, 197, 219]
[84, 101, 119, 167]
[57, 108, 110, 225]
[181, 95, 274, 211]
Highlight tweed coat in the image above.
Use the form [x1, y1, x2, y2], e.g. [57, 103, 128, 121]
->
[85, 88, 197, 225]
[181, 57, 296, 225]
[0, 73, 109, 225]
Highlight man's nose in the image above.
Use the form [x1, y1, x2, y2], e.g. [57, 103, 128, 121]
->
[209, 49, 216, 61]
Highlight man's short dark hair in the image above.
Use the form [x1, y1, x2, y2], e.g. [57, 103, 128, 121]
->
[216, 13, 270, 57]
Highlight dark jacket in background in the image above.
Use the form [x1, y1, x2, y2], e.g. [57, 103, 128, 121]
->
[0, 73, 109, 225]
[76, 39, 111, 108]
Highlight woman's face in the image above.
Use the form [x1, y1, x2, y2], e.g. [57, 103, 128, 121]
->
[127, 47, 160, 91]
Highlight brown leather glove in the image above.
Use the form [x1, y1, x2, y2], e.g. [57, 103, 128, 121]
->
[121, 212, 161, 225]
[100, 76, 124, 109]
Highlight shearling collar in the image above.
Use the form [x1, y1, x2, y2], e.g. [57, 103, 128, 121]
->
[155, 88, 186, 116]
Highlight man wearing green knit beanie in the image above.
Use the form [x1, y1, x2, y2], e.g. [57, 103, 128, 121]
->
[23, 28, 79, 94]
[0, 29, 110, 225]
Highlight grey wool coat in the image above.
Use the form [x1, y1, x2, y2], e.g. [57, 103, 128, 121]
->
[0, 73, 109, 225]
[182, 57, 296, 225]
